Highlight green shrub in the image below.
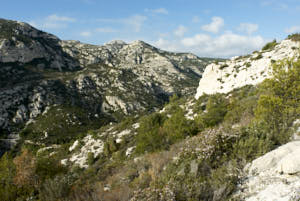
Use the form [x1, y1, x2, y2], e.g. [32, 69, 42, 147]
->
[251, 53, 263, 60]
[0, 153, 18, 201]
[35, 156, 67, 182]
[287, 33, 300, 41]
[87, 152, 95, 166]
[254, 59, 300, 145]
[262, 39, 277, 51]
[196, 94, 228, 128]
[163, 108, 197, 144]
[135, 113, 167, 154]
[219, 64, 229, 70]
[38, 175, 72, 201]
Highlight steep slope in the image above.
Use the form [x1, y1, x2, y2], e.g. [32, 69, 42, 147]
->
[0, 18, 216, 151]
[195, 39, 300, 99]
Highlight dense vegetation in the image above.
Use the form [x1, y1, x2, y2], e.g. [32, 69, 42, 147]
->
[0, 58, 299, 201]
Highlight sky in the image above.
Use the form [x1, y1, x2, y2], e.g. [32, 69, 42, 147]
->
[1, 0, 300, 58]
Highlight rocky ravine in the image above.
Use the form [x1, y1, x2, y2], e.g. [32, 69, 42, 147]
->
[195, 39, 300, 99]
[0, 19, 215, 150]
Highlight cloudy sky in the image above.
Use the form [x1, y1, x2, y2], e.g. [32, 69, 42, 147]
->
[2, 0, 300, 58]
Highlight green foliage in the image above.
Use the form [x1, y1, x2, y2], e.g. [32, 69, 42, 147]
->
[262, 39, 277, 51]
[38, 175, 72, 201]
[163, 108, 197, 143]
[224, 85, 258, 125]
[20, 105, 109, 145]
[135, 106, 198, 154]
[196, 94, 228, 128]
[135, 113, 167, 154]
[35, 156, 67, 182]
[103, 138, 119, 156]
[287, 33, 300, 41]
[251, 53, 263, 60]
[0, 153, 18, 201]
[254, 59, 300, 145]
[219, 64, 229, 70]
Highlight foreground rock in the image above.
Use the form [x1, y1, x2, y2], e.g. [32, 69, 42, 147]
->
[235, 141, 300, 201]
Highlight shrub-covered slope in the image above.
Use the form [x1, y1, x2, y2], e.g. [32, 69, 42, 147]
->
[1, 55, 299, 201]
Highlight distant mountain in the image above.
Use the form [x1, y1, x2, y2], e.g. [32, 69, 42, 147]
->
[0, 18, 217, 151]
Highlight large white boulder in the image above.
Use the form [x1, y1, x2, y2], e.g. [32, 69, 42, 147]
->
[236, 141, 300, 201]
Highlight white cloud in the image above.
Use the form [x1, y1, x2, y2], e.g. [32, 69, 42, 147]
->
[145, 8, 168, 15]
[154, 38, 180, 52]
[98, 15, 147, 32]
[174, 25, 187, 37]
[261, 1, 288, 9]
[30, 14, 76, 29]
[181, 34, 211, 46]
[285, 26, 300, 34]
[46, 14, 76, 22]
[238, 23, 259, 35]
[201, 16, 224, 33]
[123, 15, 147, 32]
[155, 32, 265, 58]
[96, 27, 117, 33]
[192, 16, 201, 23]
[80, 31, 92, 37]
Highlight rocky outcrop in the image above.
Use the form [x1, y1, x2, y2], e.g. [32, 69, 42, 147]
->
[195, 39, 300, 99]
[0, 19, 79, 71]
[235, 141, 300, 201]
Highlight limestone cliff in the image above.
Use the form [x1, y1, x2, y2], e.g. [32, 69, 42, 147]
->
[195, 39, 300, 99]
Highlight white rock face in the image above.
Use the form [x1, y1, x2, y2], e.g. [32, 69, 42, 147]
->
[69, 135, 104, 168]
[195, 39, 300, 99]
[236, 141, 300, 201]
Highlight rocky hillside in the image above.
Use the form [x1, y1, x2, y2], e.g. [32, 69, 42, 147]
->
[1, 18, 299, 201]
[195, 38, 300, 99]
[0, 18, 216, 141]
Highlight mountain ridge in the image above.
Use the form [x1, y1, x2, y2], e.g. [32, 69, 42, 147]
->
[0, 18, 216, 149]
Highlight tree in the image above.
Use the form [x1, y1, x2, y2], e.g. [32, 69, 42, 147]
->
[254, 59, 300, 144]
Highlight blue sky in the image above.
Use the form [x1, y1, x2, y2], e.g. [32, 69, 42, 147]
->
[2, 0, 300, 58]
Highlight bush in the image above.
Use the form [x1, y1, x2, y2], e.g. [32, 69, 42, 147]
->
[163, 108, 197, 144]
[262, 39, 277, 51]
[0, 153, 18, 201]
[35, 156, 67, 182]
[219, 64, 229, 70]
[287, 33, 300, 41]
[38, 175, 71, 201]
[254, 59, 300, 145]
[196, 94, 228, 128]
[251, 53, 263, 60]
[135, 113, 167, 154]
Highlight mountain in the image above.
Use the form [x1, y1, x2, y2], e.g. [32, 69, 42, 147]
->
[0, 18, 299, 201]
[0, 18, 217, 148]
